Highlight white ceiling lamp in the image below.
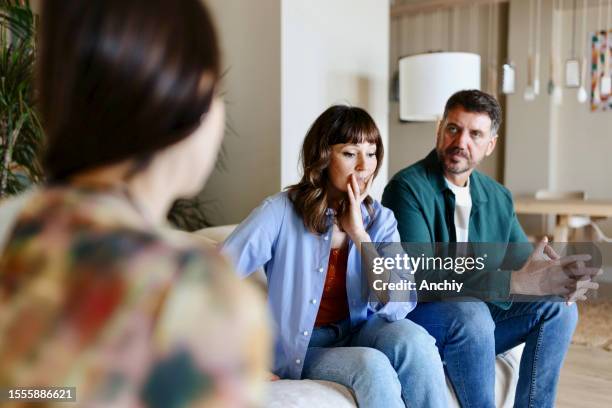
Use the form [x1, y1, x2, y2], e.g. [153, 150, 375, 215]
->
[399, 52, 481, 122]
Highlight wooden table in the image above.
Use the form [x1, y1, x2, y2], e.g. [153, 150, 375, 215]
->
[513, 196, 612, 242]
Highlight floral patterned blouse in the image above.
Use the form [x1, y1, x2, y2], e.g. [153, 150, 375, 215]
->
[0, 187, 270, 407]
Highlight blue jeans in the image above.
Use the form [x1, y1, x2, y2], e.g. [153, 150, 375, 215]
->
[407, 300, 578, 408]
[302, 315, 448, 408]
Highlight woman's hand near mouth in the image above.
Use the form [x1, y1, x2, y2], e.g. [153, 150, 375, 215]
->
[339, 173, 373, 248]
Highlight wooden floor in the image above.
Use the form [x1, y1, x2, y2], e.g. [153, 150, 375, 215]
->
[556, 345, 612, 408]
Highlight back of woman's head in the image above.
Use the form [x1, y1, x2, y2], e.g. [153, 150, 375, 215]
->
[287, 105, 384, 233]
[38, 0, 220, 181]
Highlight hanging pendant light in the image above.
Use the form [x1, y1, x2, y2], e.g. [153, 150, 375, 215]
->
[525, 0, 537, 100]
[577, 0, 589, 103]
[534, 0, 543, 95]
[565, 0, 581, 88]
[549, 0, 564, 104]
[502, 61, 516, 94]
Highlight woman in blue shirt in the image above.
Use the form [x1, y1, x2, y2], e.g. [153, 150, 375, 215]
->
[223, 106, 447, 408]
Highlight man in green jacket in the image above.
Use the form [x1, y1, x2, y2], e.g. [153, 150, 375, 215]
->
[382, 90, 597, 408]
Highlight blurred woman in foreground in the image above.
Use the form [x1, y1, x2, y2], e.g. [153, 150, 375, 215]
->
[0, 1, 269, 406]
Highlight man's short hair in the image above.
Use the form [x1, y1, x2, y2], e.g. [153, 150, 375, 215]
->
[442, 90, 502, 136]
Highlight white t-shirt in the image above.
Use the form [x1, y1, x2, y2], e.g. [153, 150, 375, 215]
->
[445, 177, 472, 243]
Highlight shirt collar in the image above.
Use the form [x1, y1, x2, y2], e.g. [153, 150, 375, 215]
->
[445, 175, 470, 191]
[325, 202, 372, 225]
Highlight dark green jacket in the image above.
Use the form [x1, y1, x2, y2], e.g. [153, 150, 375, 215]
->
[382, 149, 531, 308]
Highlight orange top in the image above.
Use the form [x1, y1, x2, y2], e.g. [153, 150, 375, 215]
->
[314, 246, 350, 327]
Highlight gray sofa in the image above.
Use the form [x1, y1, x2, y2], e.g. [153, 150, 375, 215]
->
[194, 225, 524, 407]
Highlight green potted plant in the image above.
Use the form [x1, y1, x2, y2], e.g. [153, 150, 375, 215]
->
[0, 0, 43, 199]
[0, 1, 224, 232]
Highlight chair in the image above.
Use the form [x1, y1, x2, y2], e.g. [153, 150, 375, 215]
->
[534, 190, 589, 242]
[569, 218, 612, 243]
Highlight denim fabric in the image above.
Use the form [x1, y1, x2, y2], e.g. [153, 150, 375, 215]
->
[222, 192, 416, 379]
[302, 315, 449, 408]
[407, 300, 578, 408]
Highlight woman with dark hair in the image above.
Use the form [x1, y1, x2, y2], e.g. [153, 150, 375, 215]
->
[0, 1, 269, 406]
[223, 106, 447, 408]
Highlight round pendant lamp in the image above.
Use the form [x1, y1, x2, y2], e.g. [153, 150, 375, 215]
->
[399, 52, 481, 122]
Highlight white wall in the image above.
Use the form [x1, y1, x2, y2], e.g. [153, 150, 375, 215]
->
[200, 0, 282, 225]
[281, 0, 390, 199]
[201, 0, 391, 224]
[505, 0, 556, 195]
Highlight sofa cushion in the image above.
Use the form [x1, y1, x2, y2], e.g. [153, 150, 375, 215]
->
[266, 380, 356, 408]
[260, 344, 523, 408]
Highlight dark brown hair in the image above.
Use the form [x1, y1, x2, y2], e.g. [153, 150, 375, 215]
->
[443, 90, 502, 135]
[286, 105, 384, 234]
[38, 0, 220, 181]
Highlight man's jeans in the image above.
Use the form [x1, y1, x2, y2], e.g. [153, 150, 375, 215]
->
[407, 300, 578, 408]
[302, 315, 448, 408]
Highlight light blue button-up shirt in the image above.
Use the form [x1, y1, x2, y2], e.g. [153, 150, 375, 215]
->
[222, 192, 416, 379]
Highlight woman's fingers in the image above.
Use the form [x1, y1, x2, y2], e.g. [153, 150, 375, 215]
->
[349, 173, 373, 202]
[360, 175, 373, 201]
[350, 174, 361, 198]
[346, 182, 356, 205]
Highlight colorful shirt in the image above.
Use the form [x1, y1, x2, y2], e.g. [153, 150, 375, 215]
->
[222, 192, 416, 380]
[0, 187, 270, 408]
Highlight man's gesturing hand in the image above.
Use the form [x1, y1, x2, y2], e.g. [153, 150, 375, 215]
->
[509, 237, 598, 297]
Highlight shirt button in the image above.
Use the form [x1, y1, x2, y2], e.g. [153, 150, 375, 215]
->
[295, 359, 301, 364]
[323, 235, 329, 241]
[310, 299, 317, 304]
[318, 267, 324, 273]
[303, 331, 309, 336]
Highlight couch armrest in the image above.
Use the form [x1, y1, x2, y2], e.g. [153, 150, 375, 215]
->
[194, 225, 267, 290]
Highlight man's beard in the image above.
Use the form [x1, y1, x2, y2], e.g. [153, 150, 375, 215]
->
[437, 147, 473, 175]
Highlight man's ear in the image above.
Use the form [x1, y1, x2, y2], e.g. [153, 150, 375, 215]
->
[485, 135, 498, 156]
[434, 119, 443, 146]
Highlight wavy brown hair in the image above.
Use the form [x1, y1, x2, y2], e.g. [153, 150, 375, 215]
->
[286, 105, 384, 234]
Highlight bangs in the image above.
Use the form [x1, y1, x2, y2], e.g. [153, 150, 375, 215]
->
[328, 108, 381, 146]
[288, 104, 383, 234]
